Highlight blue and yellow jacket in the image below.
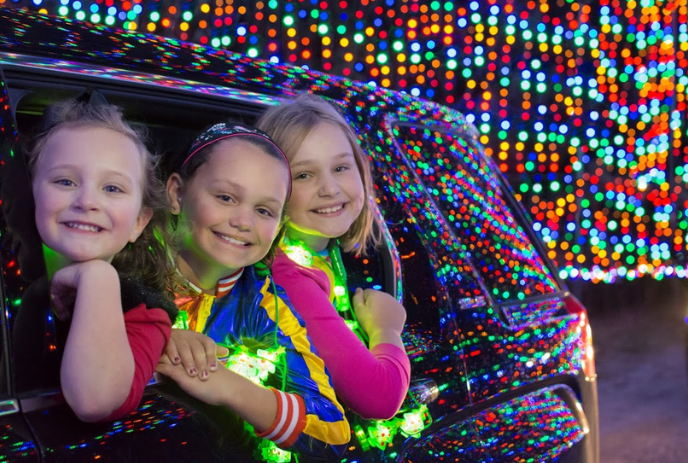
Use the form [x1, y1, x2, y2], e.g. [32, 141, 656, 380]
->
[174, 266, 350, 458]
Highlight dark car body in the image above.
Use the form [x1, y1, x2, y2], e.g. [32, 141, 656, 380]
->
[0, 8, 598, 463]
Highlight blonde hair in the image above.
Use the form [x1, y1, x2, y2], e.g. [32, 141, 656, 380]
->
[256, 93, 381, 256]
[27, 99, 176, 297]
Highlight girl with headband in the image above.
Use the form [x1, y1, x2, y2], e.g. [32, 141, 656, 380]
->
[155, 122, 349, 459]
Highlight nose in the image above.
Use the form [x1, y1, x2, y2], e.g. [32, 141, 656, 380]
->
[317, 172, 341, 197]
[229, 205, 254, 231]
[71, 185, 100, 211]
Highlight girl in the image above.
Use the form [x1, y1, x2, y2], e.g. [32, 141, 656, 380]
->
[27, 98, 177, 422]
[256, 93, 411, 420]
[156, 122, 350, 458]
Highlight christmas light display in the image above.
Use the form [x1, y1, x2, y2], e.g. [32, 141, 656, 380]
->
[8, 1, 687, 283]
[0, 8, 600, 462]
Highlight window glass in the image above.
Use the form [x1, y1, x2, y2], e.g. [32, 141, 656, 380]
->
[2, 89, 62, 395]
[391, 124, 559, 304]
[372, 155, 472, 415]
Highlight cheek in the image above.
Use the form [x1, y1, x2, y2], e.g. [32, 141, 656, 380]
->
[260, 221, 281, 244]
[349, 177, 366, 205]
[286, 192, 308, 216]
[34, 206, 48, 237]
[181, 199, 215, 228]
[33, 193, 56, 226]
[33, 202, 57, 247]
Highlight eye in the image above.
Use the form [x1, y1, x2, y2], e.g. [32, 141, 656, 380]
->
[256, 207, 274, 217]
[217, 194, 235, 203]
[53, 178, 75, 187]
[294, 172, 311, 180]
[334, 164, 350, 173]
[104, 185, 124, 193]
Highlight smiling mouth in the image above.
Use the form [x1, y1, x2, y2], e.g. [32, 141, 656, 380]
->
[64, 222, 103, 232]
[315, 204, 345, 214]
[215, 232, 251, 246]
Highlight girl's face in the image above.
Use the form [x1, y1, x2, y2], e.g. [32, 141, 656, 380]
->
[32, 127, 152, 264]
[286, 123, 365, 252]
[168, 139, 289, 284]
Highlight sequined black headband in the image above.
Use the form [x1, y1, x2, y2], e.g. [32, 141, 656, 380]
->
[183, 122, 292, 199]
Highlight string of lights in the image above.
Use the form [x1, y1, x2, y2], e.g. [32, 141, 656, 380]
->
[8, 0, 688, 283]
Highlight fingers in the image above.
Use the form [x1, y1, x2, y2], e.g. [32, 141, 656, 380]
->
[363, 288, 389, 302]
[175, 336, 200, 378]
[50, 292, 73, 321]
[51, 302, 71, 321]
[156, 362, 184, 381]
[164, 336, 181, 365]
[201, 336, 219, 372]
[167, 330, 227, 380]
[352, 287, 365, 306]
[178, 336, 216, 380]
[216, 345, 230, 366]
[216, 345, 230, 358]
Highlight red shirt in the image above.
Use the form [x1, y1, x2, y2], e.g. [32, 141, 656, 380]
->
[103, 304, 172, 421]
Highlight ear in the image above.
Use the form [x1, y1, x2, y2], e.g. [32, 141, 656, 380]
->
[167, 173, 184, 215]
[129, 206, 154, 243]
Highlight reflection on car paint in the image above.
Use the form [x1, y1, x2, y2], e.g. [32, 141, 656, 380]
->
[0, 54, 281, 108]
[391, 125, 559, 303]
[22, 394, 254, 461]
[502, 300, 566, 330]
[0, 422, 38, 461]
[404, 386, 585, 462]
[466, 310, 582, 402]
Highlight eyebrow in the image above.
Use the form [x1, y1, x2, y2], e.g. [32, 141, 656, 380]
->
[211, 179, 284, 207]
[104, 170, 137, 183]
[45, 164, 136, 183]
[290, 151, 354, 169]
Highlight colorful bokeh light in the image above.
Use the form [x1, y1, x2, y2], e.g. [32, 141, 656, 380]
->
[6, 0, 688, 283]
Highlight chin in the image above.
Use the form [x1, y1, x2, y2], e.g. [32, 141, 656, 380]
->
[321, 228, 350, 240]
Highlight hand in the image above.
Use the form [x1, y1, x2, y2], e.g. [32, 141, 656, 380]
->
[157, 356, 278, 430]
[352, 288, 407, 343]
[164, 329, 230, 380]
[50, 260, 115, 321]
[156, 355, 232, 406]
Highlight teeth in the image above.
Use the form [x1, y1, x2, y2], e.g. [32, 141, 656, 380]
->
[218, 234, 248, 246]
[66, 222, 102, 232]
[316, 205, 344, 214]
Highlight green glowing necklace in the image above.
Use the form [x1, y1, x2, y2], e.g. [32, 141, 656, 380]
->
[282, 237, 433, 452]
[282, 237, 368, 344]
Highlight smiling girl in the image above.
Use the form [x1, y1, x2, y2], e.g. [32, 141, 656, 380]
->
[28, 98, 177, 422]
[156, 122, 349, 458]
[257, 94, 411, 420]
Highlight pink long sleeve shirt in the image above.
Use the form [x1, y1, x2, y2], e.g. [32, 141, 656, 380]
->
[272, 249, 411, 420]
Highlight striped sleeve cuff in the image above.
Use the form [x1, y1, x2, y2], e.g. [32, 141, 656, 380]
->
[256, 388, 307, 448]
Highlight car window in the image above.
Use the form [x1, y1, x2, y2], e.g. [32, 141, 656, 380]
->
[0, 308, 9, 398]
[2, 81, 267, 397]
[370, 164, 473, 415]
[2, 89, 65, 396]
[391, 124, 560, 304]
